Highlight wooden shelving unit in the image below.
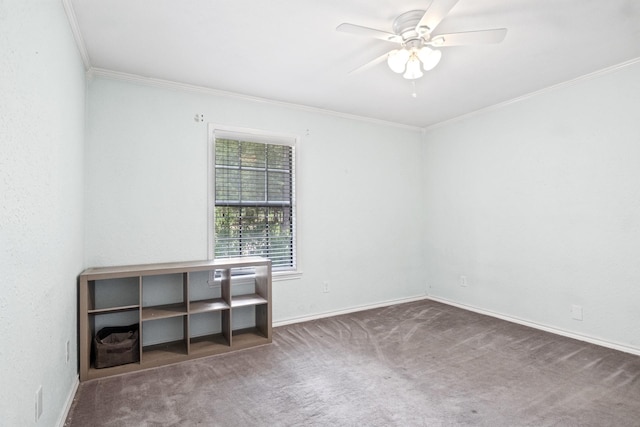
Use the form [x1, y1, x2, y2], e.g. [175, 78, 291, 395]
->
[78, 257, 271, 382]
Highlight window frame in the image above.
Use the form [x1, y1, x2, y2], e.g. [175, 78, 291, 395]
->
[208, 124, 301, 280]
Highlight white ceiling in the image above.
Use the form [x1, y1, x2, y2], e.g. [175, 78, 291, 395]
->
[68, 0, 640, 128]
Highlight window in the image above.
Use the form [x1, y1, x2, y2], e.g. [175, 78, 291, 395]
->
[211, 129, 296, 272]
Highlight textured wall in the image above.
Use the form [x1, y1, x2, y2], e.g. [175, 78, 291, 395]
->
[0, 0, 85, 425]
[422, 61, 640, 351]
[85, 76, 426, 324]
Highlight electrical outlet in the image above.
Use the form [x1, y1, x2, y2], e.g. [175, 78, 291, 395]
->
[571, 304, 583, 321]
[35, 386, 43, 422]
[460, 275, 468, 287]
[322, 281, 330, 293]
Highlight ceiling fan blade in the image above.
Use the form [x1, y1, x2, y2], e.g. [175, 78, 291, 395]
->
[336, 23, 402, 44]
[348, 51, 390, 74]
[429, 28, 507, 46]
[416, 0, 459, 34]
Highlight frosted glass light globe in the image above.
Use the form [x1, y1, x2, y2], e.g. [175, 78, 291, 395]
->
[403, 56, 423, 80]
[417, 47, 442, 71]
[387, 49, 410, 73]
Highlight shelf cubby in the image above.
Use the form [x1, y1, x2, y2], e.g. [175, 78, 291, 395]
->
[87, 276, 140, 312]
[189, 310, 230, 354]
[231, 327, 271, 350]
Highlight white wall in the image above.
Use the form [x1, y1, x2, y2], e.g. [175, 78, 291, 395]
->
[422, 61, 640, 351]
[84, 76, 426, 323]
[0, 1, 85, 425]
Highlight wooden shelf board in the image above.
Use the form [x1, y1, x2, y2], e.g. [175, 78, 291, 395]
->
[88, 305, 139, 315]
[190, 333, 230, 354]
[232, 327, 271, 348]
[142, 340, 187, 363]
[85, 332, 270, 381]
[231, 294, 268, 308]
[190, 298, 230, 313]
[141, 303, 187, 321]
[86, 340, 187, 380]
[80, 256, 270, 280]
[86, 360, 142, 380]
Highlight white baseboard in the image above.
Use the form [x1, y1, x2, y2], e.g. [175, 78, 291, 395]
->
[57, 375, 79, 427]
[427, 295, 640, 357]
[274, 294, 640, 356]
[273, 295, 430, 327]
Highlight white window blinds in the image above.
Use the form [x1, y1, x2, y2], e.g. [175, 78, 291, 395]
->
[214, 136, 296, 270]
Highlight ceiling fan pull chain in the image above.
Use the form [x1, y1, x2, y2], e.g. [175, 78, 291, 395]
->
[412, 80, 418, 98]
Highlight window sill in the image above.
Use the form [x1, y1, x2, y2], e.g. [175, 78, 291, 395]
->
[273, 270, 303, 282]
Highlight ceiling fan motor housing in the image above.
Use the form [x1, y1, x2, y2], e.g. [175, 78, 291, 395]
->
[393, 10, 431, 44]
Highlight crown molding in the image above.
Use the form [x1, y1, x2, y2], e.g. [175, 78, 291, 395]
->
[86, 68, 423, 132]
[68, 0, 638, 135]
[62, 0, 91, 69]
[423, 56, 640, 132]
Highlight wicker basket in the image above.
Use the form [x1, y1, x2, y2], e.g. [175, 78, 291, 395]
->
[93, 324, 140, 369]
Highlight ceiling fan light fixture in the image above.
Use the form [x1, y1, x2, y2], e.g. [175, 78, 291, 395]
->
[387, 49, 410, 73]
[337, 2, 509, 83]
[417, 47, 442, 71]
[403, 55, 423, 80]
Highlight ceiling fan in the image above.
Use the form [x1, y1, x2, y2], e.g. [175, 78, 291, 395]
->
[336, 0, 507, 80]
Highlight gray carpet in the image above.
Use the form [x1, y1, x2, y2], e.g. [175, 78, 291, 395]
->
[65, 300, 640, 426]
